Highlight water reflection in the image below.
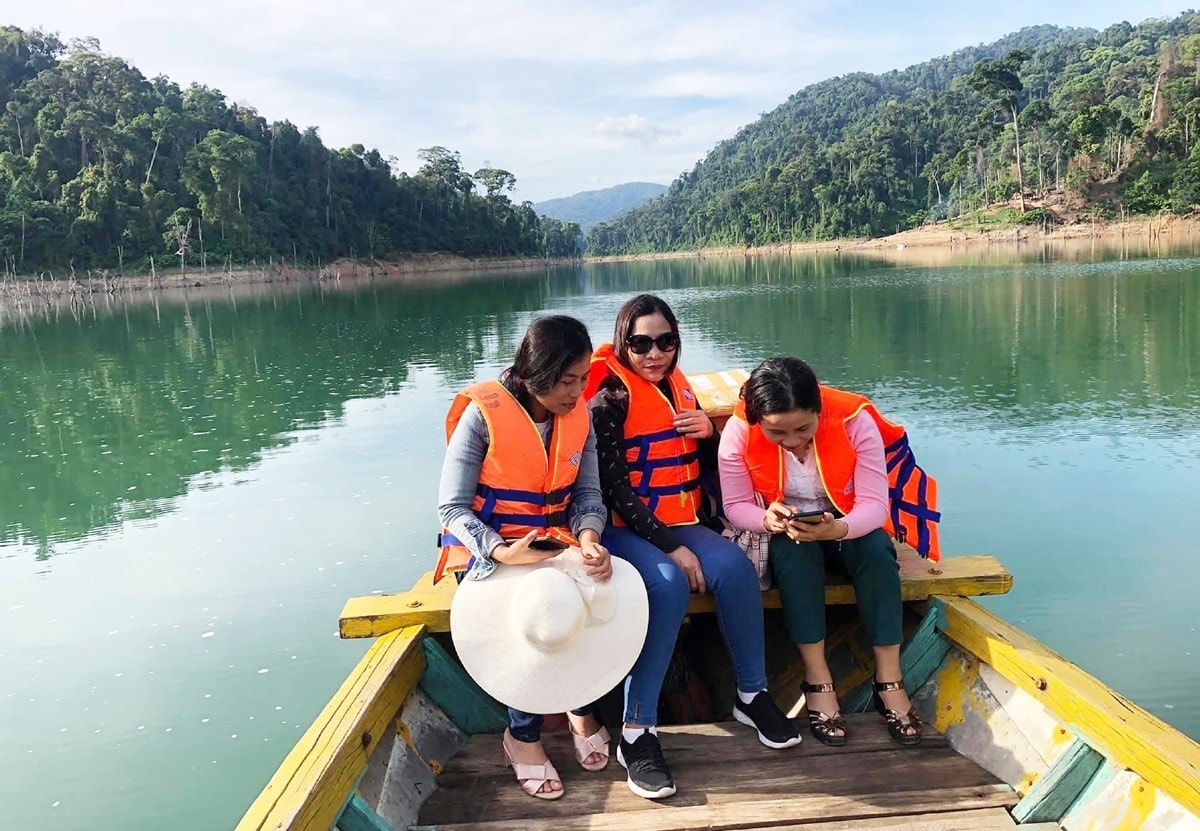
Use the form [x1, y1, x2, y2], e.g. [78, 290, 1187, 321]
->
[4, 254, 1198, 561]
[596, 253, 1200, 434]
[0, 273, 557, 559]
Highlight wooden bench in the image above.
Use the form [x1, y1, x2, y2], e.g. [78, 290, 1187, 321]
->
[338, 544, 1012, 638]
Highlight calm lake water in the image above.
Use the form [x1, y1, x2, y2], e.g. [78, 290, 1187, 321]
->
[3, 242, 1199, 831]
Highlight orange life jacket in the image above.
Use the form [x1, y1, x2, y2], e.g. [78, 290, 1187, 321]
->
[583, 343, 701, 527]
[433, 379, 588, 583]
[733, 386, 941, 561]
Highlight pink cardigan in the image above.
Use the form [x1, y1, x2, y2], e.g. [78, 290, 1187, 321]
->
[717, 412, 889, 540]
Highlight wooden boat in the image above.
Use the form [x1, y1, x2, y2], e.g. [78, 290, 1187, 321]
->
[235, 371, 1200, 831]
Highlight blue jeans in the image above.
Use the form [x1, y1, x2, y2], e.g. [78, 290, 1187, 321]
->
[508, 706, 593, 743]
[602, 523, 767, 725]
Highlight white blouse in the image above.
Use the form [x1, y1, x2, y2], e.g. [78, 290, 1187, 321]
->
[782, 449, 835, 514]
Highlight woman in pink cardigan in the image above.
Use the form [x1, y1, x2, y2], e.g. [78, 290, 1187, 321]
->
[718, 356, 922, 747]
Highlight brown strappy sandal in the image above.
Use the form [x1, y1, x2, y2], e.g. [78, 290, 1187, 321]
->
[872, 678, 922, 747]
[800, 681, 848, 746]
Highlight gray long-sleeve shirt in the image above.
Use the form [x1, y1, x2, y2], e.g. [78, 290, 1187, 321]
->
[436, 401, 607, 580]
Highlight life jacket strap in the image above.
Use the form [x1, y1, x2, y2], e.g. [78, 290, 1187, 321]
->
[476, 482, 574, 506]
[624, 427, 690, 469]
[483, 509, 569, 529]
[632, 450, 699, 475]
[622, 426, 682, 448]
[636, 476, 702, 499]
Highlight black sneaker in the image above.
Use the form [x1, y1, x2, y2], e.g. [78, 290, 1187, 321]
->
[732, 691, 803, 749]
[616, 729, 676, 799]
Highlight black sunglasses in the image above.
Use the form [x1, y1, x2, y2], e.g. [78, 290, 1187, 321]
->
[625, 332, 680, 355]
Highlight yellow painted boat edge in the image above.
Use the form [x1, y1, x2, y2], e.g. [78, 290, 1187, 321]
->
[234, 624, 427, 831]
[932, 595, 1200, 820]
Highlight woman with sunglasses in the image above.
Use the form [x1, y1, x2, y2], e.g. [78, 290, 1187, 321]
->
[585, 294, 800, 801]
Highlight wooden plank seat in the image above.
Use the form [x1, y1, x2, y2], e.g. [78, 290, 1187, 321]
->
[416, 715, 1018, 831]
[338, 545, 1011, 638]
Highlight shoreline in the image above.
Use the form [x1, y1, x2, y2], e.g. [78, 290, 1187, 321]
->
[585, 214, 1199, 265]
[2, 214, 1196, 310]
[0, 252, 574, 308]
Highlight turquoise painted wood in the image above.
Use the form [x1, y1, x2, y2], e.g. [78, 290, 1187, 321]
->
[1060, 758, 1123, 828]
[844, 606, 950, 713]
[899, 604, 952, 692]
[417, 637, 507, 735]
[338, 794, 395, 831]
[1012, 737, 1105, 824]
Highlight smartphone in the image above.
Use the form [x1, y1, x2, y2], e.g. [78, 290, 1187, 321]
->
[789, 510, 827, 524]
[529, 538, 568, 552]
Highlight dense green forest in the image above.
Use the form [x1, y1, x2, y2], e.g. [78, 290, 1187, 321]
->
[589, 14, 1200, 254]
[0, 27, 581, 276]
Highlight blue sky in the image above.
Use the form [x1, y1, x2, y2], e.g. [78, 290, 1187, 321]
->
[10, 1, 1194, 202]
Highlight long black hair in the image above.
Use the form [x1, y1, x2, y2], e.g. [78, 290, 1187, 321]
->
[505, 315, 593, 410]
[612, 293, 681, 375]
[741, 356, 821, 424]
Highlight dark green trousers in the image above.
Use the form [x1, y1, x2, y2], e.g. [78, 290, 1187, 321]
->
[768, 527, 903, 646]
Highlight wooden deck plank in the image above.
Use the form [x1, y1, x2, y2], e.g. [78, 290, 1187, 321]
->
[426, 749, 999, 823]
[418, 717, 1014, 828]
[738, 808, 1023, 830]
[438, 716, 947, 777]
[417, 785, 1018, 831]
[339, 549, 1011, 638]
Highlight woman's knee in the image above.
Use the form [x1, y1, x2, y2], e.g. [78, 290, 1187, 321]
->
[700, 540, 759, 591]
[646, 560, 691, 617]
[846, 531, 899, 578]
[768, 536, 823, 576]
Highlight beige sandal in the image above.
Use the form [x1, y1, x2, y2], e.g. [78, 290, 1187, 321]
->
[570, 724, 611, 771]
[502, 733, 565, 800]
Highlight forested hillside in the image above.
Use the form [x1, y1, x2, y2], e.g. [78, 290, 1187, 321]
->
[534, 181, 667, 233]
[0, 28, 580, 275]
[589, 15, 1200, 254]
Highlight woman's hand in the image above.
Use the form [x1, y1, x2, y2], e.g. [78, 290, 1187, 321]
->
[784, 513, 849, 543]
[491, 531, 560, 565]
[673, 408, 714, 439]
[763, 501, 795, 534]
[668, 545, 706, 594]
[579, 537, 613, 583]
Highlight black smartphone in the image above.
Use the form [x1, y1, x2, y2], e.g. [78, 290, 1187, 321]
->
[529, 538, 569, 552]
[788, 510, 827, 524]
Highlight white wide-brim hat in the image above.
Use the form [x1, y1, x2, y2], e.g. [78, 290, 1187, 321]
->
[450, 548, 649, 715]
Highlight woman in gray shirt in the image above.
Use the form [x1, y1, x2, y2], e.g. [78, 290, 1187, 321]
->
[436, 315, 613, 800]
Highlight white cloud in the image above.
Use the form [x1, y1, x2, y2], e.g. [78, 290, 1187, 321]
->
[638, 70, 770, 100]
[593, 114, 681, 146]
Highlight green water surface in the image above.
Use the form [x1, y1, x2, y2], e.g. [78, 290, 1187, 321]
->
[2, 243, 1198, 830]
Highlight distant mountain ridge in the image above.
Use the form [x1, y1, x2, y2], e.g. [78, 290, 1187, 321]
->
[534, 182, 667, 232]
